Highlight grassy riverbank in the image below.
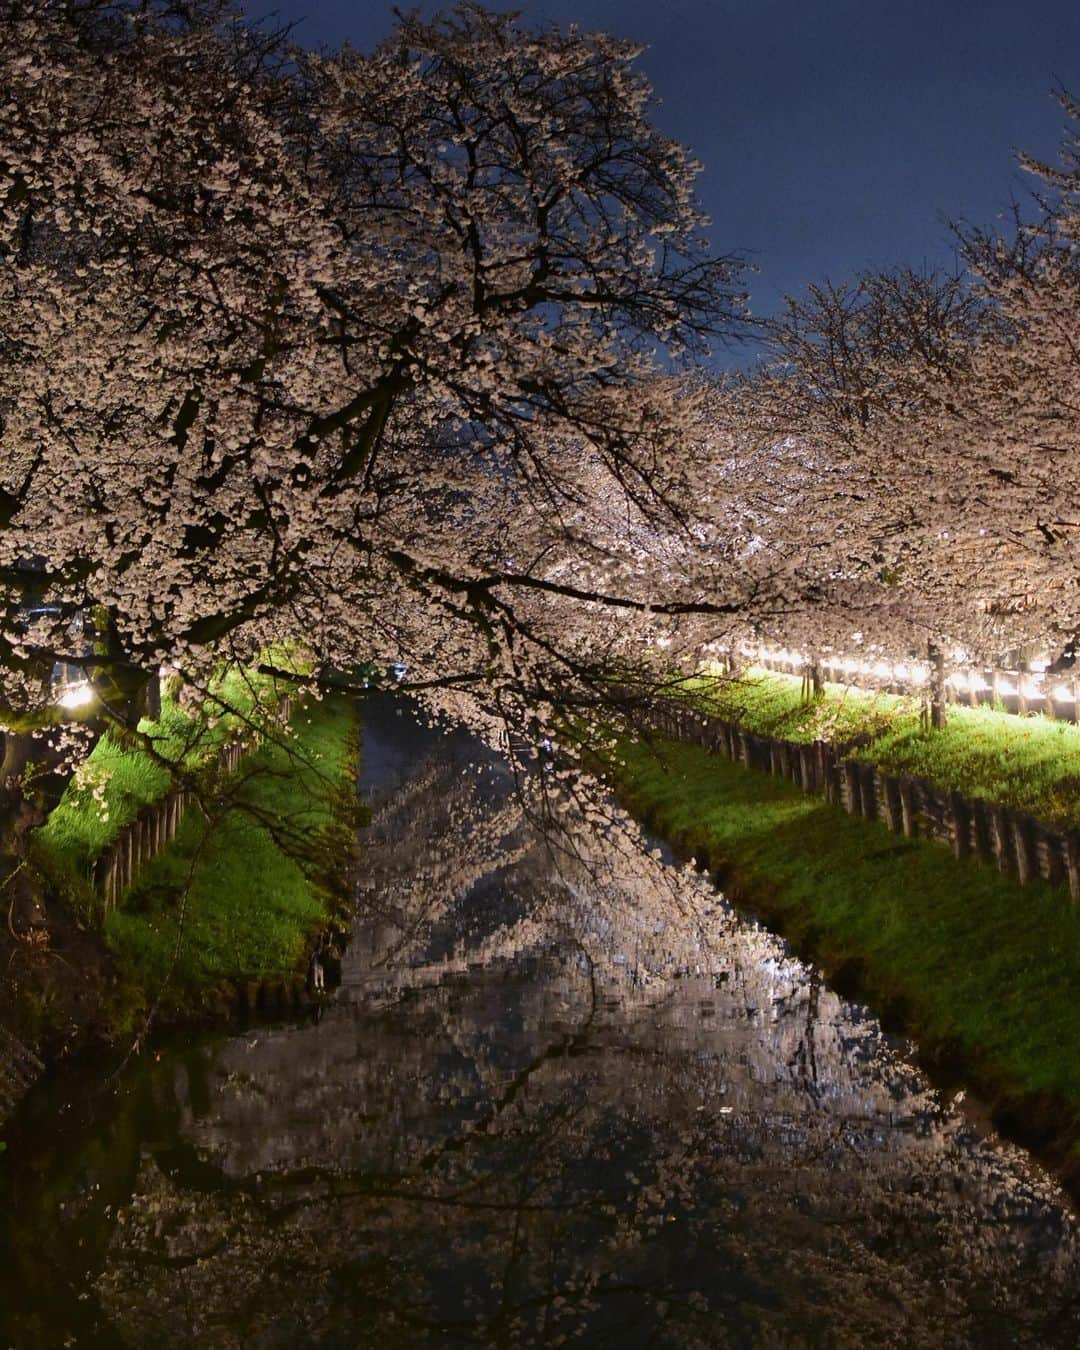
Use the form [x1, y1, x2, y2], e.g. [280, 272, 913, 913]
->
[605, 732, 1080, 1170]
[9, 688, 360, 1055]
[105, 694, 361, 1021]
[680, 669, 1080, 829]
[31, 665, 307, 920]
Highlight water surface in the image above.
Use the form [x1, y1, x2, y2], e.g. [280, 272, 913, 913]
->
[2, 697, 1079, 1347]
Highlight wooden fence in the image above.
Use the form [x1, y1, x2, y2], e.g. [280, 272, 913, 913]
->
[718, 649, 1080, 724]
[93, 693, 294, 911]
[647, 701, 1080, 903]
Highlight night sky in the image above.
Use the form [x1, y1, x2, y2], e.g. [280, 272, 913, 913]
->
[253, 0, 1080, 364]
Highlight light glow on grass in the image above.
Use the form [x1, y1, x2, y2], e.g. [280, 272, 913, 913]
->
[676, 668, 1080, 830]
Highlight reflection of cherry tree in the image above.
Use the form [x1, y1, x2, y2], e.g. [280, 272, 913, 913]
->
[78, 733, 1080, 1347]
[354, 753, 530, 976]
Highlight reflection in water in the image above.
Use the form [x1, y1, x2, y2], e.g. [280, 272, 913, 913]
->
[3, 696, 1080, 1347]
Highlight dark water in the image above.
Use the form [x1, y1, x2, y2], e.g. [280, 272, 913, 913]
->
[3, 697, 1080, 1348]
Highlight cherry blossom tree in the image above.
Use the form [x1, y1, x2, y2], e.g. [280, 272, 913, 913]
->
[0, 0, 749, 743]
[675, 112, 1080, 677]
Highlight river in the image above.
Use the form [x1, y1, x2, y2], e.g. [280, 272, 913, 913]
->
[2, 696, 1079, 1347]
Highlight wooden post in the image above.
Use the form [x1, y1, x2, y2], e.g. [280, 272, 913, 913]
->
[1039, 828, 1062, 887]
[898, 778, 917, 837]
[882, 774, 903, 834]
[1065, 833, 1080, 904]
[971, 799, 994, 863]
[990, 806, 1013, 876]
[949, 792, 970, 860]
[860, 764, 878, 821]
[798, 744, 814, 793]
[1012, 814, 1038, 885]
[928, 643, 947, 730]
[703, 717, 717, 752]
[822, 743, 840, 803]
[842, 761, 860, 814]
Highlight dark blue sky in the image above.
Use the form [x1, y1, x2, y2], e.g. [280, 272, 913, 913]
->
[253, 0, 1079, 352]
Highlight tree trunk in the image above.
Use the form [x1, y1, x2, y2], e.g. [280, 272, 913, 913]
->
[927, 643, 947, 730]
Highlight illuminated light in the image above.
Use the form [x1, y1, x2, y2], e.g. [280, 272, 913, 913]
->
[710, 646, 1073, 719]
[57, 681, 95, 710]
[948, 671, 987, 695]
[655, 636, 671, 648]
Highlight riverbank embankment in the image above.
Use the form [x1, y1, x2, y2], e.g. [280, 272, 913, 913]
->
[1, 691, 361, 1119]
[604, 726, 1080, 1191]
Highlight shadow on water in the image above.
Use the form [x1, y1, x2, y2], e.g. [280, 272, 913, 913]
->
[3, 694, 1080, 1347]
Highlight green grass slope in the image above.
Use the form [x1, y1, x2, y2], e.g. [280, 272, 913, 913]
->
[608, 734, 1080, 1128]
[680, 670, 1080, 829]
[32, 669, 305, 917]
[104, 695, 360, 1016]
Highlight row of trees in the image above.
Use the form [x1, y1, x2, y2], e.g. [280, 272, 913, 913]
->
[674, 109, 1080, 669]
[0, 0, 1077, 759]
